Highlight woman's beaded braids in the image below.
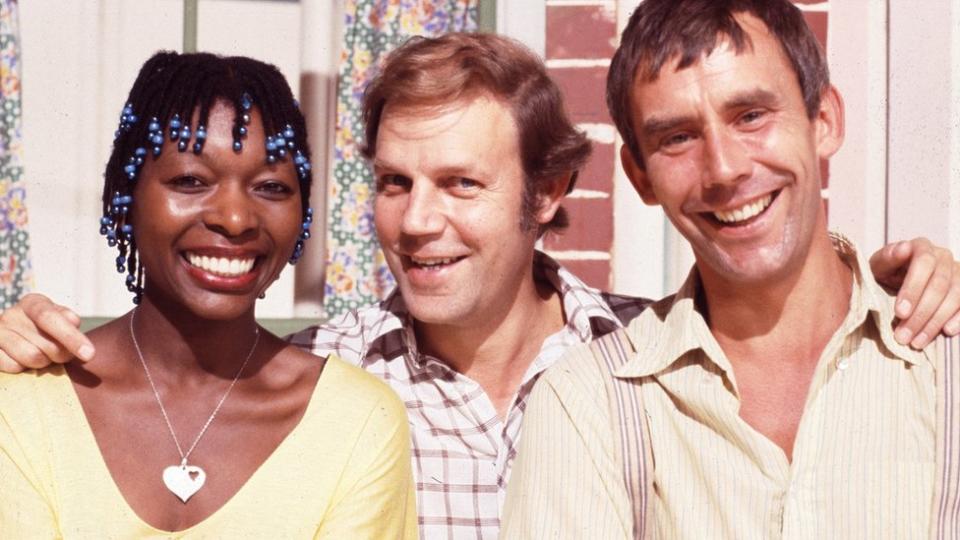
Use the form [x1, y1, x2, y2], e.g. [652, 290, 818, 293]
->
[101, 51, 314, 303]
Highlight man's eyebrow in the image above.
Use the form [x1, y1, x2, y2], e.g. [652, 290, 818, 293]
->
[372, 159, 478, 178]
[723, 88, 779, 111]
[640, 115, 697, 138]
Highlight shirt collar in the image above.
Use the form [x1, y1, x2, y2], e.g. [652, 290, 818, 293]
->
[614, 232, 923, 379]
[832, 233, 925, 365]
[535, 250, 626, 341]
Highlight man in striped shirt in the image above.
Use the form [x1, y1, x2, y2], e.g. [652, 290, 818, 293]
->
[2, 31, 960, 539]
[504, 1, 960, 538]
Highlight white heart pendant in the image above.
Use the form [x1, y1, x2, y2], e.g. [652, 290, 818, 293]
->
[162, 464, 206, 503]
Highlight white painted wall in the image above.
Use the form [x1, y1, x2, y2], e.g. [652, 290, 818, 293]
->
[886, 0, 960, 256]
[826, 0, 888, 253]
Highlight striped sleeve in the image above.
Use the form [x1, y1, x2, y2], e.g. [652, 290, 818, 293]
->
[933, 335, 960, 539]
[501, 348, 632, 539]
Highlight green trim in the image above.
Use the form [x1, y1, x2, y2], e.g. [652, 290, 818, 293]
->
[478, 0, 496, 33]
[80, 317, 323, 338]
[183, 0, 198, 53]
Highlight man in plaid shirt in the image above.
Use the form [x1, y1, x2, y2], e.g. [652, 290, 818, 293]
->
[2, 33, 959, 539]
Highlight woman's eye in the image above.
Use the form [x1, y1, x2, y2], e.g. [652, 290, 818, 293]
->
[170, 175, 205, 189]
[258, 181, 294, 195]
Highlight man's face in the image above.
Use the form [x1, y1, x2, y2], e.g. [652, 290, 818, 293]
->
[621, 14, 843, 287]
[372, 95, 559, 329]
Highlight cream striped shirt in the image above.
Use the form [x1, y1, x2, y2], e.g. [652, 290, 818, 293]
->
[503, 238, 938, 539]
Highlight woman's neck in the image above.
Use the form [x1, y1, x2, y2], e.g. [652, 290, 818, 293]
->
[129, 294, 261, 379]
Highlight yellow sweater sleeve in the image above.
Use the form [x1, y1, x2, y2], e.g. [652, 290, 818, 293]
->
[0, 373, 61, 538]
[315, 382, 417, 540]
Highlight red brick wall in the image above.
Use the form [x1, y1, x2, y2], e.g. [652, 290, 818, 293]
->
[543, 2, 618, 290]
[542, 1, 829, 291]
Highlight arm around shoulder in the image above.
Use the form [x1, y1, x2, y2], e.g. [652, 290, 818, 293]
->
[501, 356, 633, 539]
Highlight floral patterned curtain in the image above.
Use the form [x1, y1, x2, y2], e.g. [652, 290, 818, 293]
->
[0, 0, 29, 309]
[324, 0, 477, 317]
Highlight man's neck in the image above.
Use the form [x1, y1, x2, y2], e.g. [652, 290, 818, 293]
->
[698, 231, 854, 460]
[415, 275, 565, 418]
[701, 231, 853, 364]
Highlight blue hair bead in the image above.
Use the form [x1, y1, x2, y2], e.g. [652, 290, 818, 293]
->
[266, 155, 277, 164]
[121, 224, 133, 234]
[196, 126, 206, 140]
[241, 93, 252, 111]
[242, 113, 251, 125]
[178, 140, 188, 152]
[169, 115, 182, 129]
[100, 216, 111, 226]
[148, 119, 161, 132]
[193, 142, 203, 154]
[151, 133, 164, 146]
[233, 140, 242, 152]
[239, 126, 247, 136]
[135, 147, 147, 157]
[277, 148, 286, 158]
[283, 125, 295, 139]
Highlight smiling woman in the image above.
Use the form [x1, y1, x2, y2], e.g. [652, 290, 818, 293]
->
[0, 51, 416, 538]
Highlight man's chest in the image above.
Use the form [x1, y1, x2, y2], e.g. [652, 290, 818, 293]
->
[643, 344, 936, 539]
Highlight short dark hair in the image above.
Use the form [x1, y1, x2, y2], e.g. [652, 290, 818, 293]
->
[362, 32, 591, 235]
[105, 51, 311, 299]
[607, 0, 830, 166]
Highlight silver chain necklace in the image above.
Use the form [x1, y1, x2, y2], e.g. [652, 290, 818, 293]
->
[129, 309, 260, 503]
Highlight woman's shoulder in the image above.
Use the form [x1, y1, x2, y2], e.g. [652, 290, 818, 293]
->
[0, 366, 69, 407]
[314, 354, 407, 418]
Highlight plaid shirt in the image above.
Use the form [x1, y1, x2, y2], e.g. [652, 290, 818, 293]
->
[287, 251, 651, 539]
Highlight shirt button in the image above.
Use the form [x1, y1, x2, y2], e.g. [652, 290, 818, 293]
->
[836, 358, 850, 371]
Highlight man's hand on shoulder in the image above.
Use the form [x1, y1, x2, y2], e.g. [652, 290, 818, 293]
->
[0, 294, 94, 373]
[869, 238, 960, 348]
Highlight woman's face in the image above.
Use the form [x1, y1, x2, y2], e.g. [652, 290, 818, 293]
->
[129, 101, 303, 320]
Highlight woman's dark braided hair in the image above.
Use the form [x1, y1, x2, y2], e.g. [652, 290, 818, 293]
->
[102, 51, 313, 303]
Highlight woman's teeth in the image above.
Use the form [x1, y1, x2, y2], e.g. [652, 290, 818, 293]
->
[186, 253, 255, 277]
[713, 194, 773, 224]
